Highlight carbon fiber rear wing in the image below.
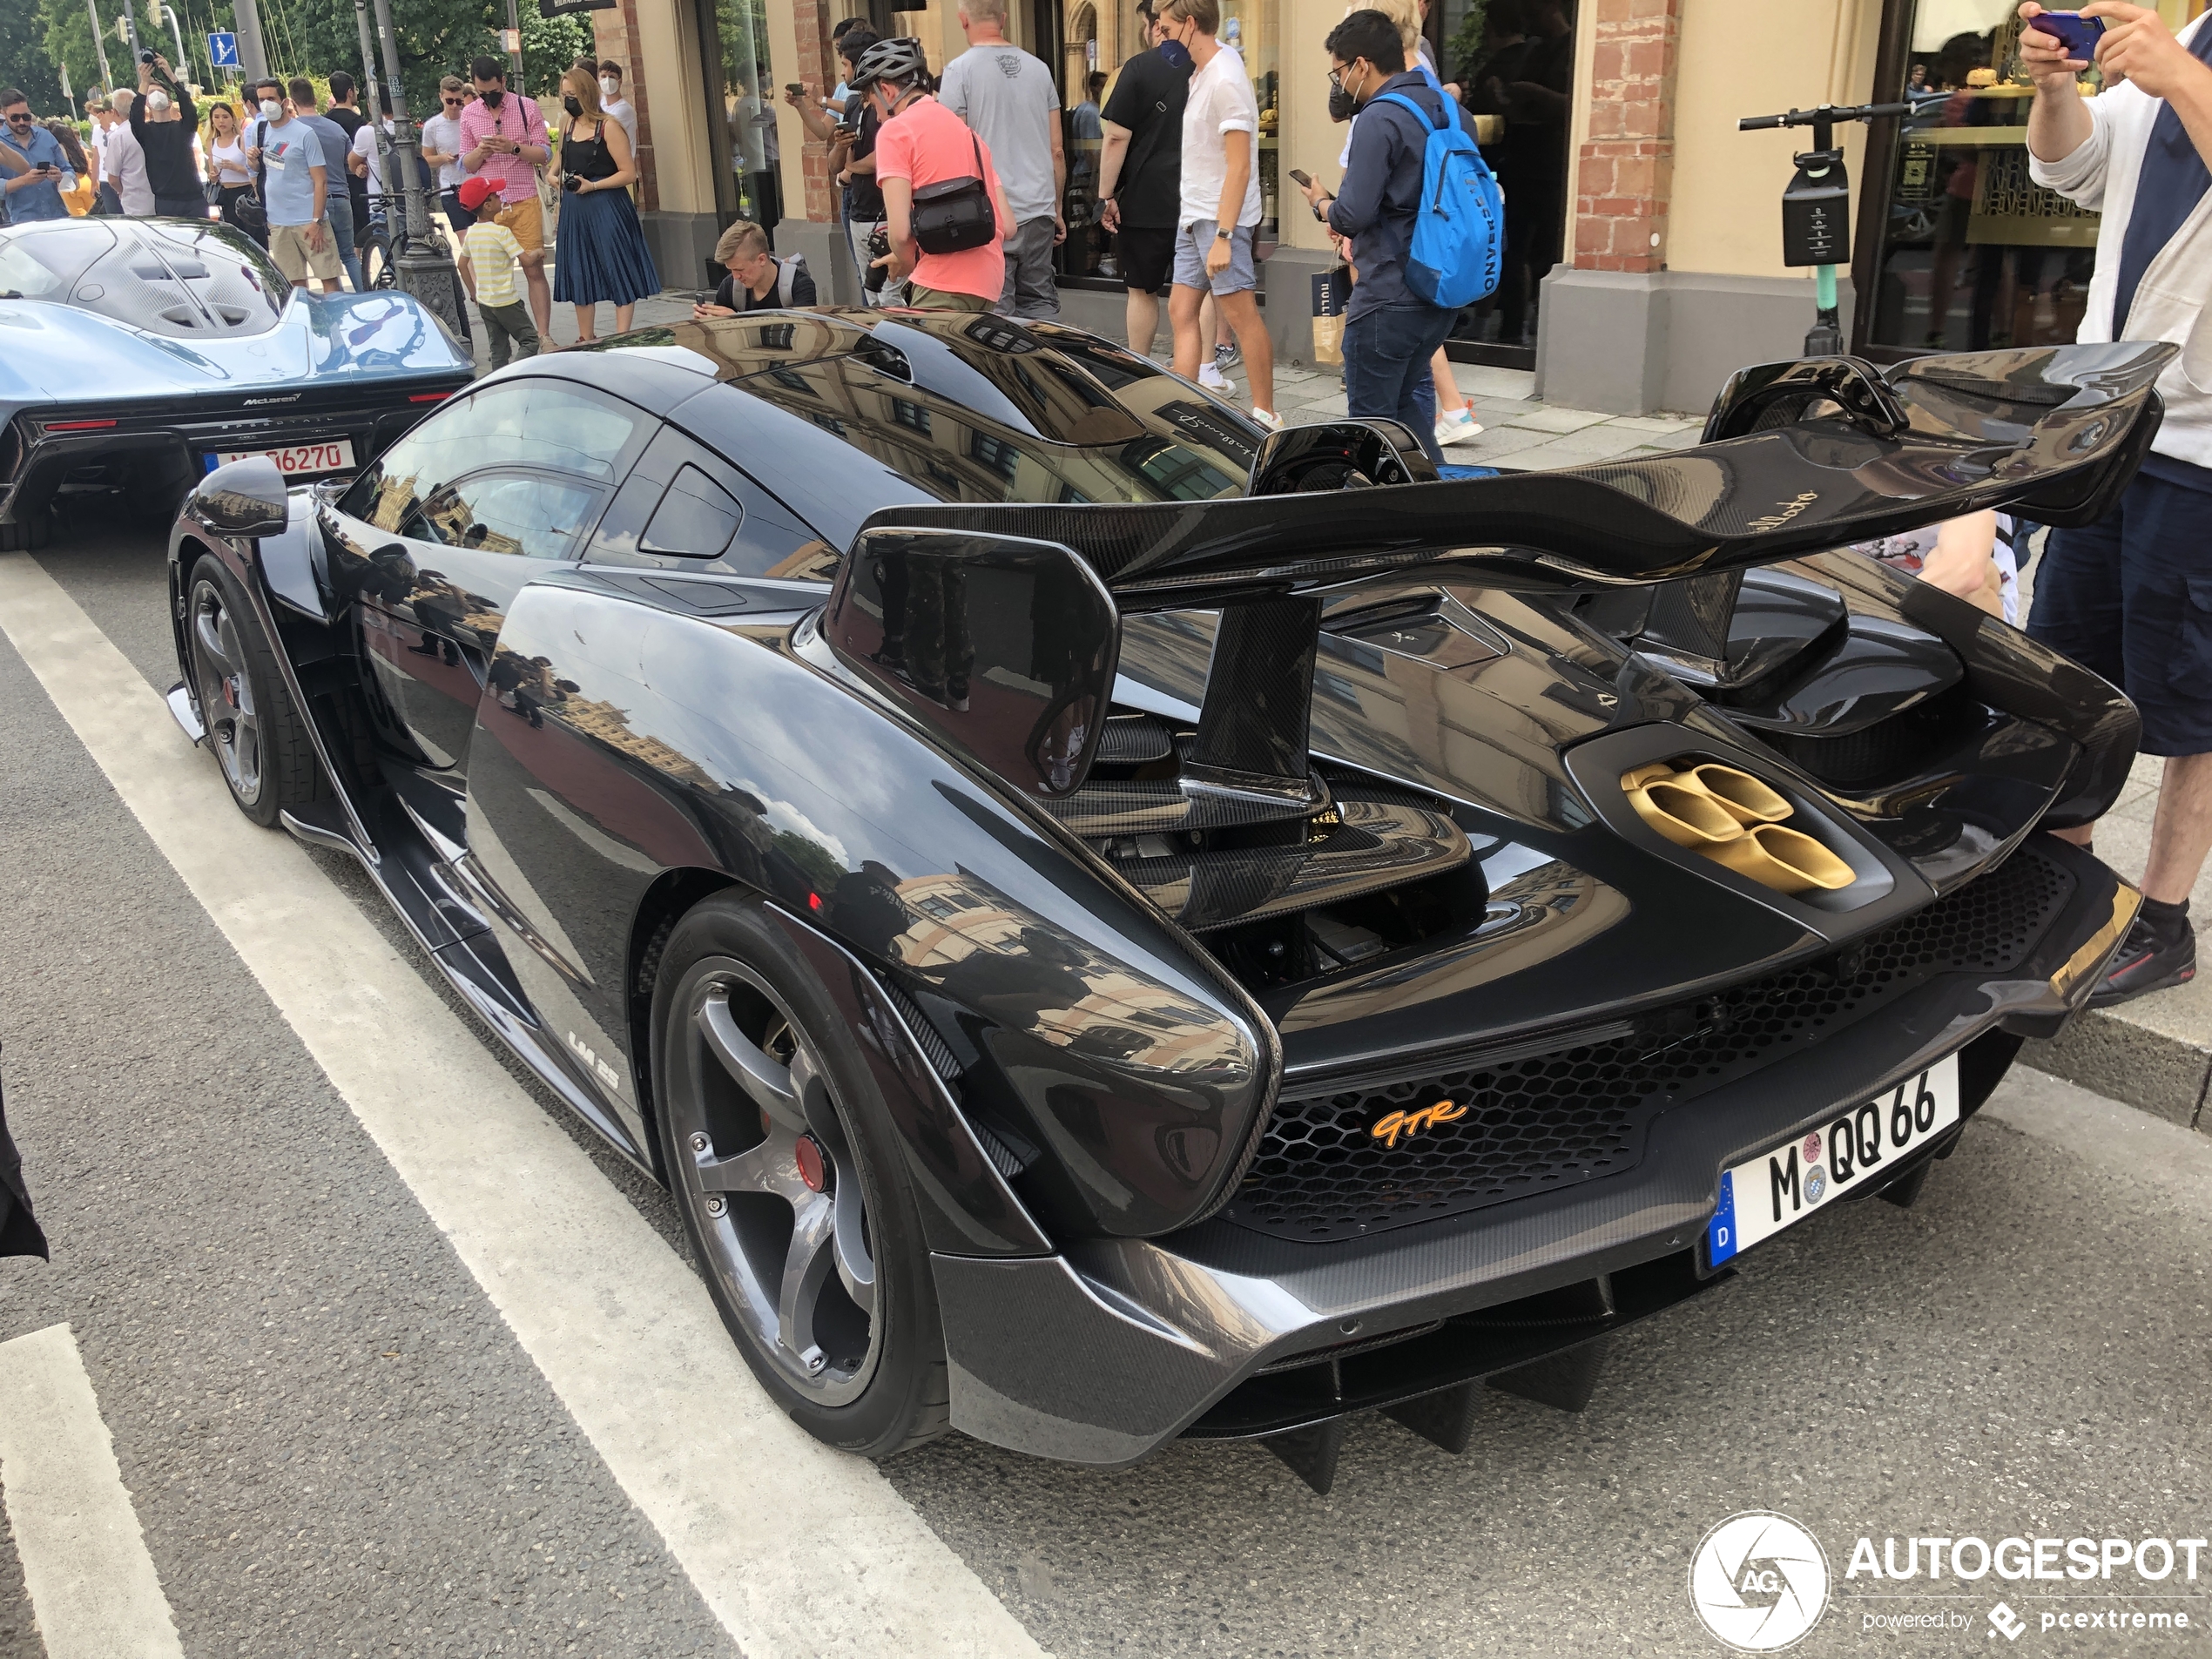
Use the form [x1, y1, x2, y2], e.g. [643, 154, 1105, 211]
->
[821, 342, 2171, 802]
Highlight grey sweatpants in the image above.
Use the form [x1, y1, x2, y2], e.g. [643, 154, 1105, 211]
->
[997, 215, 1060, 320]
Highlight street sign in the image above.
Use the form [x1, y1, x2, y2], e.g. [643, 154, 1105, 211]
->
[207, 30, 239, 69]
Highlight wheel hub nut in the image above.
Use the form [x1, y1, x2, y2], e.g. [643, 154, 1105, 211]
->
[689, 1132, 710, 1154]
[703, 1195, 726, 1217]
[793, 1133, 829, 1194]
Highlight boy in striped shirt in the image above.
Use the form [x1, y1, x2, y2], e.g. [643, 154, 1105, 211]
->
[455, 176, 537, 368]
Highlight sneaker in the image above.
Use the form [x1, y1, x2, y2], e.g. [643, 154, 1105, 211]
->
[2089, 907, 2197, 1007]
[1435, 405, 1484, 448]
[1215, 341, 1242, 373]
[1251, 408, 1285, 433]
[1197, 362, 1230, 391]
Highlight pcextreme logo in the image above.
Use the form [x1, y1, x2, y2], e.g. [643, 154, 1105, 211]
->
[1689, 1511, 1831, 1651]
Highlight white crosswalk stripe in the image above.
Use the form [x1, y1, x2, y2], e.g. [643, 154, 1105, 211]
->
[0, 1323, 187, 1659]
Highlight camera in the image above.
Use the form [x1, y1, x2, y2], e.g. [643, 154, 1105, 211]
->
[138, 50, 158, 65]
[863, 224, 892, 293]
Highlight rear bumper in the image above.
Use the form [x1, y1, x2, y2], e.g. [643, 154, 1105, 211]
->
[0, 388, 462, 524]
[933, 834, 2134, 1465]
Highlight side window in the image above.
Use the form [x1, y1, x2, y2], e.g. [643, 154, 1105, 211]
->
[416, 470, 606, 560]
[640, 466, 743, 560]
[341, 377, 657, 533]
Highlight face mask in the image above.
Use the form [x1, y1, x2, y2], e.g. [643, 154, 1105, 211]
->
[600, 78, 619, 98]
[146, 90, 172, 115]
[260, 98, 282, 120]
[563, 94, 583, 117]
[1157, 36, 1193, 71]
[481, 87, 503, 109]
[1327, 79, 1356, 121]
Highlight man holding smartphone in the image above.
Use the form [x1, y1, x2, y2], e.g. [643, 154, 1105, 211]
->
[0, 91, 74, 225]
[2017, 0, 2212, 1004]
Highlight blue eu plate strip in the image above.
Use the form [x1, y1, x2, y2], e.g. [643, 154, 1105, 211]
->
[1707, 1170, 1739, 1266]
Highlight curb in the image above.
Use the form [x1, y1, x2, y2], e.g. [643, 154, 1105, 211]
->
[2026, 1008, 2212, 1131]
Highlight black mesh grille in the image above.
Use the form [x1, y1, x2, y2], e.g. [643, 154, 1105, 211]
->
[1224, 846, 2073, 1244]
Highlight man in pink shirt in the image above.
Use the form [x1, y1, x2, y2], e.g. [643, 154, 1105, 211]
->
[852, 37, 1011, 311]
[456, 55, 552, 335]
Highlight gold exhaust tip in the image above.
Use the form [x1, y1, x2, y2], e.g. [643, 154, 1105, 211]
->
[1627, 780, 1744, 848]
[1704, 824, 1858, 894]
[1673, 763, 1794, 826]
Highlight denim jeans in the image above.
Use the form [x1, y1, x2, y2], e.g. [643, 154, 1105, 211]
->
[1342, 301, 1460, 466]
[325, 192, 365, 293]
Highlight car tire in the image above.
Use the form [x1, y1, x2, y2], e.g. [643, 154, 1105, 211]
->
[0, 511, 50, 552]
[651, 892, 951, 1458]
[184, 552, 326, 828]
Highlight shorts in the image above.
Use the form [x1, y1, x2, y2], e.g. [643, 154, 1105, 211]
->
[1173, 219, 1258, 295]
[903, 283, 994, 313]
[495, 194, 543, 253]
[1116, 225, 1175, 293]
[2027, 471, 2212, 757]
[267, 220, 341, 282]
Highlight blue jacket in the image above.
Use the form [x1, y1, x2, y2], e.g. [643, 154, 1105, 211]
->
[1325, 71, 1467, 322]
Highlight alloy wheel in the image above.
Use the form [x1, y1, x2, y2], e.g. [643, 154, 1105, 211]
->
[189, 576, 263, 805]
[671, 960, 880, 1404]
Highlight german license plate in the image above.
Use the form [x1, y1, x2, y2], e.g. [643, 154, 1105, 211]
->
[206, 438, 355, 476]
[1707, 1055, 1959, 1266]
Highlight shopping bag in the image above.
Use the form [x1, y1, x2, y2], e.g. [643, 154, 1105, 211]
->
[1311, 265, 1351, 367]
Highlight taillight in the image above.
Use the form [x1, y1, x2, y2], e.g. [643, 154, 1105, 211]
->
[43, 419, 118, 432]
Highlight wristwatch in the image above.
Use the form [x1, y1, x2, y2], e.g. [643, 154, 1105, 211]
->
[1214, 227, 1231, 240]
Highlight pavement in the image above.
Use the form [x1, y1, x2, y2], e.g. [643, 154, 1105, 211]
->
[5, 499, 2212, 1656]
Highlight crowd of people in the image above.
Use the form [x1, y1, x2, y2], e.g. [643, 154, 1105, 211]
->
[0, 51, 659, 349]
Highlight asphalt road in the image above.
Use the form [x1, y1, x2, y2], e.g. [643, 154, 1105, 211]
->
[3, 506, 2212, 1658]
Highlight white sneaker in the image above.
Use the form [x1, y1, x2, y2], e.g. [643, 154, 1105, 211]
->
[1435, 405, 1484, 448]
[1197, 362, 1230, 391]
[1251, 408, 1285, 433]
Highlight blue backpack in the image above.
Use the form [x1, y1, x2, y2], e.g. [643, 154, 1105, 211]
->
[1373, 91, 1503, 310]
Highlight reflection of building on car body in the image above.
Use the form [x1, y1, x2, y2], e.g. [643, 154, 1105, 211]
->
[159, 313, 2159, 1492]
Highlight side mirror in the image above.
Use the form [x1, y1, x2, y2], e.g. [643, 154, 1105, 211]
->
[825, 528, 1120, 799]
[192, 455, 292, 539]
[1246, 421, 1437, 496]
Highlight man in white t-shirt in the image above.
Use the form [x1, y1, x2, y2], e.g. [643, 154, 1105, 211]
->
[1156, 0, 1277, 428]
[939, 0, 1066, 319]
[597, 62, 638, 157]
[102, 89, 153, 216]
[419, 77, 471, 238]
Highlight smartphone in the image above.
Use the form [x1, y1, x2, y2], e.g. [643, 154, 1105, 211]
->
[786, 82, 805, 96]
[2027, 10, 2107, 58]
[1287, 168, 1313, 188]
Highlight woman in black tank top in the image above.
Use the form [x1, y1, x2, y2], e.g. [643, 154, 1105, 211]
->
[551, 64, 661, 341]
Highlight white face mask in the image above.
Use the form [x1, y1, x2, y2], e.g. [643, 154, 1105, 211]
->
[599, 77, 619, 99]
[260, 98, 282, 120]
[146, 90, 172, 115]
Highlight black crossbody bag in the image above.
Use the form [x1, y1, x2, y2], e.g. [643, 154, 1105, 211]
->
[910, 131, 995, 255]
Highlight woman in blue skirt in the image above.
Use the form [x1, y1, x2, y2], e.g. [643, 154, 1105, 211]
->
[552, 64, 660, 343]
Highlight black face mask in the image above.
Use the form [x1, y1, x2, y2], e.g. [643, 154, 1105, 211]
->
[481, 87, 503, 109]
[563, 94, 583, 117]
[1327, 80, 1357, 122]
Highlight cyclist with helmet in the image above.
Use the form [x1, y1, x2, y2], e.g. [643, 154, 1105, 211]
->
[851, 37, 1012, 312]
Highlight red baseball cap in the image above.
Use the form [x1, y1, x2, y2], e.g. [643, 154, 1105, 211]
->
[457, 176, 497, 212]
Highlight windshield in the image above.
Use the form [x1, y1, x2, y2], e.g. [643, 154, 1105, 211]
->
[0, 223, 113, 300]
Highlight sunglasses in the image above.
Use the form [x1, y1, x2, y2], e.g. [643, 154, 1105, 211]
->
[442, 96, 466, 105]
[3, 113, 32, 124]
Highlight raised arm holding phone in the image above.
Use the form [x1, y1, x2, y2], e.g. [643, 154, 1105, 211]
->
[2013, 0, 2212, 1007]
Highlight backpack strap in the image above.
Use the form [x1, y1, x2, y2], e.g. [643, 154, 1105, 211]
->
[1374, 91, 1440, 133]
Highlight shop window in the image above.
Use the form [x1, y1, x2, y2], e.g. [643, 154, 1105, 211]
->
[1441, 0, 1578, 368]
[1859, 0, 2121, 356]
[1035, 0, 1281, 285]
[703, 0, 781, 242]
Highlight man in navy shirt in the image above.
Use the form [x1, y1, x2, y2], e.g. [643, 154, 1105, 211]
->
[0, 91, 73, 225]
[1298, 10, 1469, 465]
[2020, 0, 2212, 1005]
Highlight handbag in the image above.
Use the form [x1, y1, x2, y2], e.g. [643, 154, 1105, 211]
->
[530, 100, 561, 245]
[911, 132, 995, 256]
[232, 121, 269, 233]
[1311, 264, 1351, 367]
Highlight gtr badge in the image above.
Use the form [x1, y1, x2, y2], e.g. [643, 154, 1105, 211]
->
[1371, 1099, 1469, 1149]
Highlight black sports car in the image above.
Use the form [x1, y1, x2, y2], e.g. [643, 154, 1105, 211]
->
[0, 216, 471, 550]
[165, 312, 2159, 1492]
